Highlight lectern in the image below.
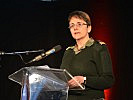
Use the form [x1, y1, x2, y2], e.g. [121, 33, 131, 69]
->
[8, 65, 85, 100]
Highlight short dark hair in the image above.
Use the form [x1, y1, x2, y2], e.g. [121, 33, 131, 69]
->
[68, 11, 91, 26]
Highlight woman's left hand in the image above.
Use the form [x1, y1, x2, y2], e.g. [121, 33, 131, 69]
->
[68, 76, 84, 88]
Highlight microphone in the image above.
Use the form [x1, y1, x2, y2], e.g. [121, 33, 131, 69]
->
[28, 45, 62, 64]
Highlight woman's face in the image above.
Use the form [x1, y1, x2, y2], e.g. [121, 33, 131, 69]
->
[69, 17, 91, 40]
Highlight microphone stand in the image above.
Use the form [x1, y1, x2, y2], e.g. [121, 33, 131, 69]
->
[0, 49, 44, 55]
[0, 49, 45, 65]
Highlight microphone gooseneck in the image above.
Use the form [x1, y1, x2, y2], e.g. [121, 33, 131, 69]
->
[27, 45, 62, 64]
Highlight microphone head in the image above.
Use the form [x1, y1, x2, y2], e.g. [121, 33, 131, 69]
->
[53, 45, 62, 52]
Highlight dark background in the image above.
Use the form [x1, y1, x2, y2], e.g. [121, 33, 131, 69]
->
[0, 0, 133, 100]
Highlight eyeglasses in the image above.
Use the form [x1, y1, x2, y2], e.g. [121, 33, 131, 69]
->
[68, 22, 88, 29]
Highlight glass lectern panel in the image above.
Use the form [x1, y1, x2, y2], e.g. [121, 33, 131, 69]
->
[8, 65, 85, 100]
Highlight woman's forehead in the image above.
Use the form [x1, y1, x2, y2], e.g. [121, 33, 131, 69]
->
[69, 17, 85, 24]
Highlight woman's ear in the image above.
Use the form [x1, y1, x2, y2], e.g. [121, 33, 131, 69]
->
[88, 25, 92, 33]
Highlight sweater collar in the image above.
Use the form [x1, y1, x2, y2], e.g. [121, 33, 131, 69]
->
[66, 38, 94, 54]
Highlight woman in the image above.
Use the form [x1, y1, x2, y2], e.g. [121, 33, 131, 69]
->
[60, 11, 115, 100]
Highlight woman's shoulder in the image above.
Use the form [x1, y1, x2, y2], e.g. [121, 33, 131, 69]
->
[92, 40, 107, 51]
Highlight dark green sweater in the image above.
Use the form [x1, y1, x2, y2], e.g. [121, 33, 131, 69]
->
[60, 40, 115, 100]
